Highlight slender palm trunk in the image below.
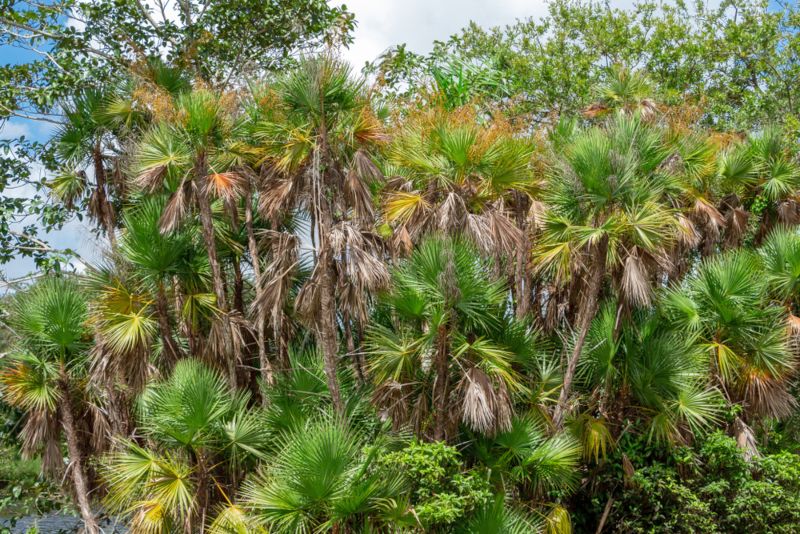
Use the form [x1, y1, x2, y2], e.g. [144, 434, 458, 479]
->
[344, 311, 366, 385]
[313, 125, 343, 413]
[553, 235, 608, 429]
[59, 376, 99, 534]
[156, 283, 181, 365]
[319, 254, 344, 412]
[93, 142, 116, 248]
[244, 191, 274, 388]
[433, 323, 450, 441]
[195, 152, 238, 388]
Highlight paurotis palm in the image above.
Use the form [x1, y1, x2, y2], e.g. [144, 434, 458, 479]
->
[249, 56, 388, 411]
[366, 236, 528, 441]
[103, 359, 269, 533]
[579, 303, 723, 445]
[133, 89, 248, 387]
[537, 112, 683, 428]
[0, 279, 103, 533]
[662, 250, 796, 423]
[240, 415, 408, 534]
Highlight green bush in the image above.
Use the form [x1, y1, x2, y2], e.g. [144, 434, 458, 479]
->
[379, 441, 492, 528]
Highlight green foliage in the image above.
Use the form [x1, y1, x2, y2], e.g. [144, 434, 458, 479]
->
[605, 433, 800, 534]
[378, 440, 491, 528]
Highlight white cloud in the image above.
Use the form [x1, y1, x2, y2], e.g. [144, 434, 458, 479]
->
[0, 120, 33, 140]
[339, 0, 549, 70]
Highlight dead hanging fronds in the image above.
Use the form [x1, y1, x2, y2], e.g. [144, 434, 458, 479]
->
[778, 199, 800, 225]
[724, 206, 749, 248]
[465, 213, 493, 255]
[488, 210, 523, 257]
[458, 367, 513, 436]
[205, 171, 247, 202]
[436, 192, 467, 233]
[621, 247, 651, 307]
[740, 368, 797, 420]
[159, 179, 193, 233]
[345, 149, 383, 223]
[676, 214, 701, 248]
[733, 417, 761, 461]
[134, 164, 168, 193]
[258, 176, 297, 219]
[330, 223, 390, 292]
[253, 230, 299, 324]
[21, 409, 62, 474]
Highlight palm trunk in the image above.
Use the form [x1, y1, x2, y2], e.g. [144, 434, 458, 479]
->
[195, 152, 238, 388]
[156, 283, 181, 365]
[433, 323, 450, 441]
[244, 192, 274, 388]
[93, 141, 116, 248]
[552, 235, 608, 429]
[319, 256, 344, 412]
[344, 311, 366, 386]
[59, 376, 100, 534]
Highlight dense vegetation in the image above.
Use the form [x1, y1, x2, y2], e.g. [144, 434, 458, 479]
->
[3, 0, 800, 532]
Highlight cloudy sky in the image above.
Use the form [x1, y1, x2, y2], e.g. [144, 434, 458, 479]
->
[1, 0, 630, 280]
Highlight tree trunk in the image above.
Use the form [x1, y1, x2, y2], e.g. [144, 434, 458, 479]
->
[552, 235, 608, 429]
[156, 283, 181, 366]
[59, 377, 100, 534]
[93, 142, 116, 248]
[244, 191, 274, 389]
[432, 323, 450, 441]
[195, 152, 238, 388]
[318, 256, 343, 412]
[344, 311, 366, 386]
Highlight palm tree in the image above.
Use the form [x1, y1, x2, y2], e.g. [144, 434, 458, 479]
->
[133, 88, 247, 387]
[103, 359, 269, 533]
[536, 113, 683, 428]
[662, 250, 797, 426]
[251, 55, 388, 411]
[0, 279, 101, 533]
[241, 416, 409, 533]
[116, 197, 195, 364]
[50, 89, 129, 246]
[383, 105, 534, 255]
[761, 226, 800, 328]
[579, 303, 723, 445]
[366, 236, 528, 441]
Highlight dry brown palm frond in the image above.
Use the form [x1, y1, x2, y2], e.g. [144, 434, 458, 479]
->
[331, 223, 390, 293]
[693, 199, 725, 229]
[621, 248, 651, 307]
[528, 199, 547, 229]
[778, 199, 800, 225]
[740, 370, 797, 419]
[253, 230, 298, 323]
[345, 167, 375, 221]
[458, 367, 512, 436]
[295, 257, 326, 327]
[788, 313, 800, 334]
[676, 214, 701, 248]
[205, 171, 247, 202]
[134, 164, 168, 193]
[436, 192, 467, 234]
[21, 409, 61, 474]
[724, 207, 749, 248]
[372, 380, 412, 430]
[488, 210, 523, 257]
[159, 179, 193, 233]
[258, 177, 296, 219]
[392, 225, 414, 256]
[465, 213, 494, 255]
[733, 417, 760, 461]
